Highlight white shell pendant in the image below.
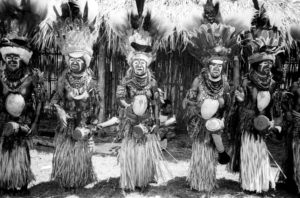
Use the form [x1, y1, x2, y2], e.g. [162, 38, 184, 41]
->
[257, 91, 271, 112]
[201, 99, 219, 120]
[5, 93, 26, 117]
[132, 95, 148, 116]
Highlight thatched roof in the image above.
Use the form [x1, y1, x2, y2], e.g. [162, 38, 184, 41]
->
[36, 0, 300, 53]
[99, 0, 300, 52]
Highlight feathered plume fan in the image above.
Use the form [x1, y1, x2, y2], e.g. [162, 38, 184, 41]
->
[239, 0, 287, 64]
[251, 0, 300, 48]
[0, 0, 48, 47]
[33, 0, 100, 53]
[183, 0, 253, 64]
[108, 0, 172, 58]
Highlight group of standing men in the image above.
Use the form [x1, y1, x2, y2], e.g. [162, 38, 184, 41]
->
[1, 0, 300, 196]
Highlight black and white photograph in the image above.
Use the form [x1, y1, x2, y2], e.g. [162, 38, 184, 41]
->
[0, 0, 300, 197]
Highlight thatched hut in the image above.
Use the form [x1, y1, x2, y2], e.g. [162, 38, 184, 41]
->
[30, 0, 300, 132]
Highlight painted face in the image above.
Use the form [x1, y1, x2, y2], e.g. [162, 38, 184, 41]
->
[5, 54, 21, 71]
[68, 56, 86, 74]
[258, 60, 273, 76]
[132, 58, 147, 76]
[208, 59, 223, 78]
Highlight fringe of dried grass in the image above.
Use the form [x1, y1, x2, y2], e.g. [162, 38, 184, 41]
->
[0, 136, 34, 190]
[51, 132, 97, 189]
[293, 138, 300, 193]
[187, 139, 216, 192]
[118, 133, 168, 190]
[240, 132, 273, 193]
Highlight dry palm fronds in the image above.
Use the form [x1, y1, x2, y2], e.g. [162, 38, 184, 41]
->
[33, 0, 300, 53]
[51, 132, 97, 189]
[0, 135, 34, 190]
[118, 133, 170, 190]
[187, 139, 216, 192]
[33, 0, 102, 51]
[240, 132, 273, 193]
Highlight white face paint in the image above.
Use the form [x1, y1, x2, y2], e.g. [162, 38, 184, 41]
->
[208, 59, 223, 79]
[68, 55, 86, 74]
[5, 54, 21, 71]
[132, 58, 147, 76]
[258, 60, 273, 76]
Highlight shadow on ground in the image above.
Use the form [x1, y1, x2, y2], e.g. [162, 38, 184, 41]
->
[0, 177, 298, 198]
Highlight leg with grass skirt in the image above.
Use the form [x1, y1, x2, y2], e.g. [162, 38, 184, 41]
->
[51, 120, 97, 189]
[240, 131, 273, 193]
[188, 138, 216, 192]
[292, 138, 300, 193]
[118, 116, 169, 191]
[0, 122, 35, 193]
[291, 110, 300, 194]
[186, 115, 219, 192]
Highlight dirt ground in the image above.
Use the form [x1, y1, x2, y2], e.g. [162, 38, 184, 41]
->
[0, 133, 298, 198]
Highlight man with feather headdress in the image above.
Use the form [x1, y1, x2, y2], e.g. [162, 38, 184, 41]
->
[109, 0, 172, 191]
[0, 0, 47, 194]
[232, 1, 287, 193]
[34, 0, 101, 189]
[181, 0, 253, 192]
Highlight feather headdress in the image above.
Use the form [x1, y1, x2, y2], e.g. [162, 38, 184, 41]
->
[182, 0, 254, 64]
[240, 0, 286, 65]
[0, 0, 48, 64]
[246, 30, 285, 64]
[108, 0, 172, 66]
[33, 0, 100, 65]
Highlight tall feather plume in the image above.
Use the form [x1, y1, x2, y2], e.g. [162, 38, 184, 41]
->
[32, 0, 100, 51]
[255, 0, 300, 48]
[182, 0, 253, 62]
[108, 0, 172, 57]
[136, 0, 145, 17]
[0, 0, 48, 40]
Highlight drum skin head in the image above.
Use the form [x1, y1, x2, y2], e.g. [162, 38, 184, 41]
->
[205, 118, 222, 132]
[253, 115, 270, 131]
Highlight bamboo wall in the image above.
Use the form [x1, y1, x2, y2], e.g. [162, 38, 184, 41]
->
[30, 46, 300, 129]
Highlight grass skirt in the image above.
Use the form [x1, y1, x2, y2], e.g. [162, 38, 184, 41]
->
[293, 139, 300, 192]
[240, 132, 273, 193]
[51, 132, 97, 189]
[0, 135, 34, 190]
[187, 139, 216, 192]
[119, 134, 167, 190]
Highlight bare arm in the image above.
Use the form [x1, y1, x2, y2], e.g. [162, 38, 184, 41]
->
[116, 78, 130, 108]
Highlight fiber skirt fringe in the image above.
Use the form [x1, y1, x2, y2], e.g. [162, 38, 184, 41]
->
[240, 132, 273, 193]
[119, 134, 168, 190]
[187, 139, 216, 192]
[51, 132, 97, 189]
[293, 139, 300, 193]
[0, 136, 34, 190]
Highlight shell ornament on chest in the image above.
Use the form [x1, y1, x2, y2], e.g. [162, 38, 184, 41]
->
[257, 91, 271, 112]
[251, 87, 272, 132]
[198, 82, 224, 120]
[129, 84, 152, 116]
[1, 72, 32, 117]
[132, 95, 148, 116]
[5, 93, 26, 117]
